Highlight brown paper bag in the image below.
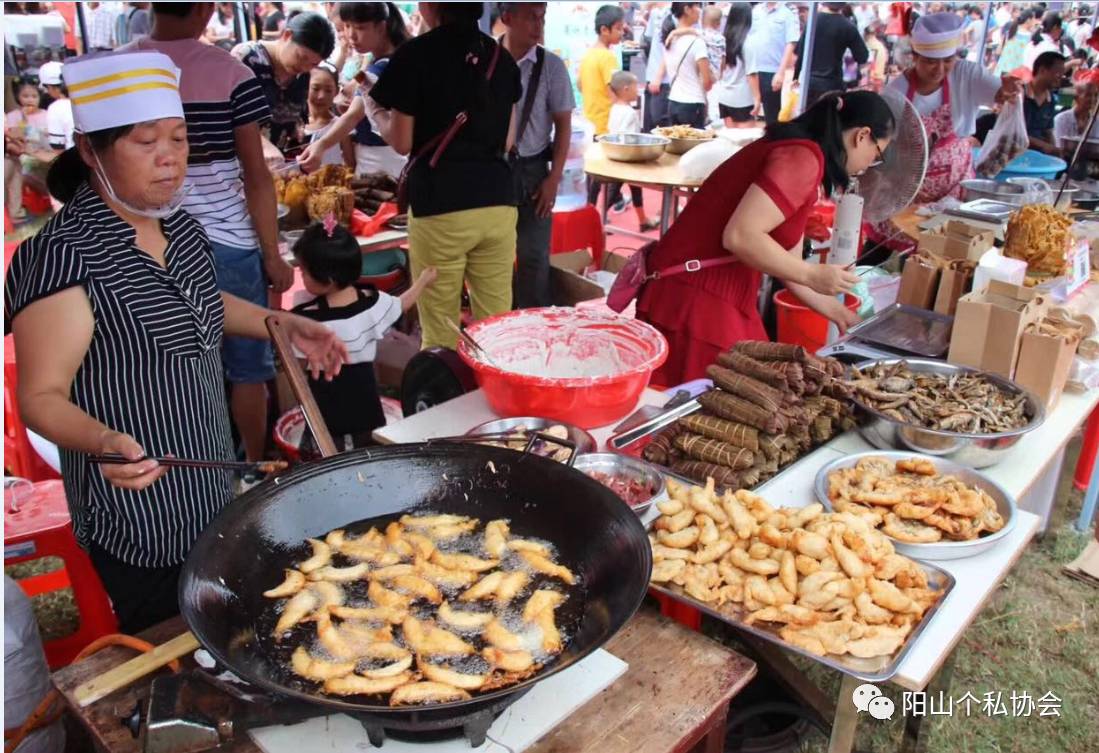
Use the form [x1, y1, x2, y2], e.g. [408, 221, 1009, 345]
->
[934, 261, 975, 317]
[948, 280, 1044, 378]
[897, 253, 942, 310]
[1015, 322, 1081, 409]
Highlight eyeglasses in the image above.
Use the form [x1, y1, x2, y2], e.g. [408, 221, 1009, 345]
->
[869, 140, 886, 169]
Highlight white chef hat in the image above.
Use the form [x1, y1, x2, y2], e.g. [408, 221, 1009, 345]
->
[62, 52, 183, 134]
[910, 12, 964, 59]
[38, 60, 64, 86]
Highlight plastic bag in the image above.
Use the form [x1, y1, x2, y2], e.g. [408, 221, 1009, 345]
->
[1006, 177, 1054, 206]
[975, 93, 1028, 178]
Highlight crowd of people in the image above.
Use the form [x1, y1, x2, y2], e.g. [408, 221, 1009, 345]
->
[4, 1, 1099, 633]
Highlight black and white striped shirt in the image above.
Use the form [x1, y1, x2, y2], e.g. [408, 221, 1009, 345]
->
[4, 184, 236, 567]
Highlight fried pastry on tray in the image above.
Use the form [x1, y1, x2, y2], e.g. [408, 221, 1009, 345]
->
[648, 477, 945, 660]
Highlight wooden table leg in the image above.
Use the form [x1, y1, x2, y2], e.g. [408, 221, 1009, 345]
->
[899, 653, 957, 753]
[687, 701, 730, 753]
[738, 633, 835, 723]
[827, 673, 861, 753]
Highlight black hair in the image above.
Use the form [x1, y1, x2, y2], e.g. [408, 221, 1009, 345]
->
[724, 3, 751, 69]
[293, 222, 361, 288]
[153, 3, 198, 18]
[271, 2, 285, 11]
[286, 10, 336, 58]
[46, 125, 135, 204]
[338, 2, 409, 47]
[823, 2, 848, 12]
[766, 90, 895, 195]
[1004, 19, 1020, 42]
[594, 4, 624, 35]
[1033, 11, 1062, 44]
[436, 2, 484, 26]
[670, 2, 700, 20]
[1033, 50, 1066, 74]
[11, 76, 38, 101]
[659, 6, 677, 45]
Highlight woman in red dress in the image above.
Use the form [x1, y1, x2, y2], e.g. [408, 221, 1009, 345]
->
[638, 91, 895, 386]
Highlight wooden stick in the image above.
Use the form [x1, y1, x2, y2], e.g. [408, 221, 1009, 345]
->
[266, 316, 339, 459]
[72, 632, 200, 708]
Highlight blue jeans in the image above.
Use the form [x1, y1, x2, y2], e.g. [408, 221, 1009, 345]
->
[210, 241, 275, 384]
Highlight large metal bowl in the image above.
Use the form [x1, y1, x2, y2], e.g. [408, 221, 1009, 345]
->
[571, 453, 667, 517]
[850, 358, 1045, 468]
[813, 451, 1018, 560]
[468, 417, 596, 458]
[959, 179, 1026, 205]
[652, 128, 716, 155]
[598, 133, 670, 163]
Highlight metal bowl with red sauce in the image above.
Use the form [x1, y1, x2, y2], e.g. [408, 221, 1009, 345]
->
[571, 453, 666, 516]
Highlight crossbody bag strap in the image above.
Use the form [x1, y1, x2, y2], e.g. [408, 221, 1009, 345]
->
[511, 45, 546, 155]
[650, 255, 738, 281]
[426, 39, 503, 169]
[670, 37, 700, 89]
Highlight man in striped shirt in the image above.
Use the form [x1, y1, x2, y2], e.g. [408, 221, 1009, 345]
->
[87, 2, 118, 51]
[123, 3, 292, 469]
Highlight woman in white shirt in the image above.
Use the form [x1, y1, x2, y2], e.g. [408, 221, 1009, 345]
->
[717, 3, 759, 127]
[1054, 74, 1099, 152]
[1025, 12, 1073, 71]
[662, 2, 713, 128]
[885, 12, 1018, 202]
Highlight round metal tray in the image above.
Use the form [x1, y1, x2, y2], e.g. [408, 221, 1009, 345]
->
[813, 450, 1017, 560]
[467, 417, 596, 457]
[849, 358, 1045, 469]
[571, 452, 667, 517]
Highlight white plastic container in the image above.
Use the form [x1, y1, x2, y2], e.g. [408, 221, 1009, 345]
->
[553, 113, 591, 213]
[973, 248, 1027, 293]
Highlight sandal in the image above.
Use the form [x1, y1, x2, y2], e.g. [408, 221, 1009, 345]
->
[640, 219, 661, 232]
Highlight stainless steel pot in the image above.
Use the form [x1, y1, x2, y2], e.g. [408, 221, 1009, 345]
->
[850, 358, 1045, 469]
[959, 179, 1026, 205]
[597, 133, 670, 163]
[571, 452, 667, 517]
[813, 451, 1018, 560]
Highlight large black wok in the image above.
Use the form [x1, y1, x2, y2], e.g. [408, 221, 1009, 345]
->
[179, 442, 653, 716]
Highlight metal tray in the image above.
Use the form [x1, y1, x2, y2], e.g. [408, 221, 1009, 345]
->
[945, 198, 1017, 224]
[846, 304, 954, 358]
[812, 451, 1018, 560]
[648, 547, 956, 682]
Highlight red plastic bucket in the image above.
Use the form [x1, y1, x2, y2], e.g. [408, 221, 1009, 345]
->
[774, 290, 860, 354]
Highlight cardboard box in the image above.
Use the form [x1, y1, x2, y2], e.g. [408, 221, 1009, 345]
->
[549, 249, 631, 307]
[933, 262, 975, 317]
[947, 280, 1044, 378]
[897, 253, 941, 309]
[1015, 328, 1078, 410]
[918, 220, 995, 262]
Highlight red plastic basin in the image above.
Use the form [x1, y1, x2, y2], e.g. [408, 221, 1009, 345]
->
[458, 309, 668, 429]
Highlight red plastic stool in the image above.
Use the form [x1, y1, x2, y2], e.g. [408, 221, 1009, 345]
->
[551, 206, 606, 268]
[4, 480, 118, 668]
[650, 589, 702, 630]
[4, 335, 61, 481]
[1075, 407, 1099, 491]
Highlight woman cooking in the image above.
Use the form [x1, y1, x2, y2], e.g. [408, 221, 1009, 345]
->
[637, 91, 893, 386]
[4, 53, 347, 634]
[885, 12, 1021, 203]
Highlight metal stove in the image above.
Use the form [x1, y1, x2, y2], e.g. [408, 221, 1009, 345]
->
[125, 671, 524, 753]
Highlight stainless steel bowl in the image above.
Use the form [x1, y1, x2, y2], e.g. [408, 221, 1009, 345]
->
[652, 128, 715, 155]
[813, 451, 1017, 560]
[850, 358, 1045, 469]
[571, 453, 666, 516]
[467, 417, 596, 458]
[959, 179, 1026, 205]
[598, 133, 670, 163]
